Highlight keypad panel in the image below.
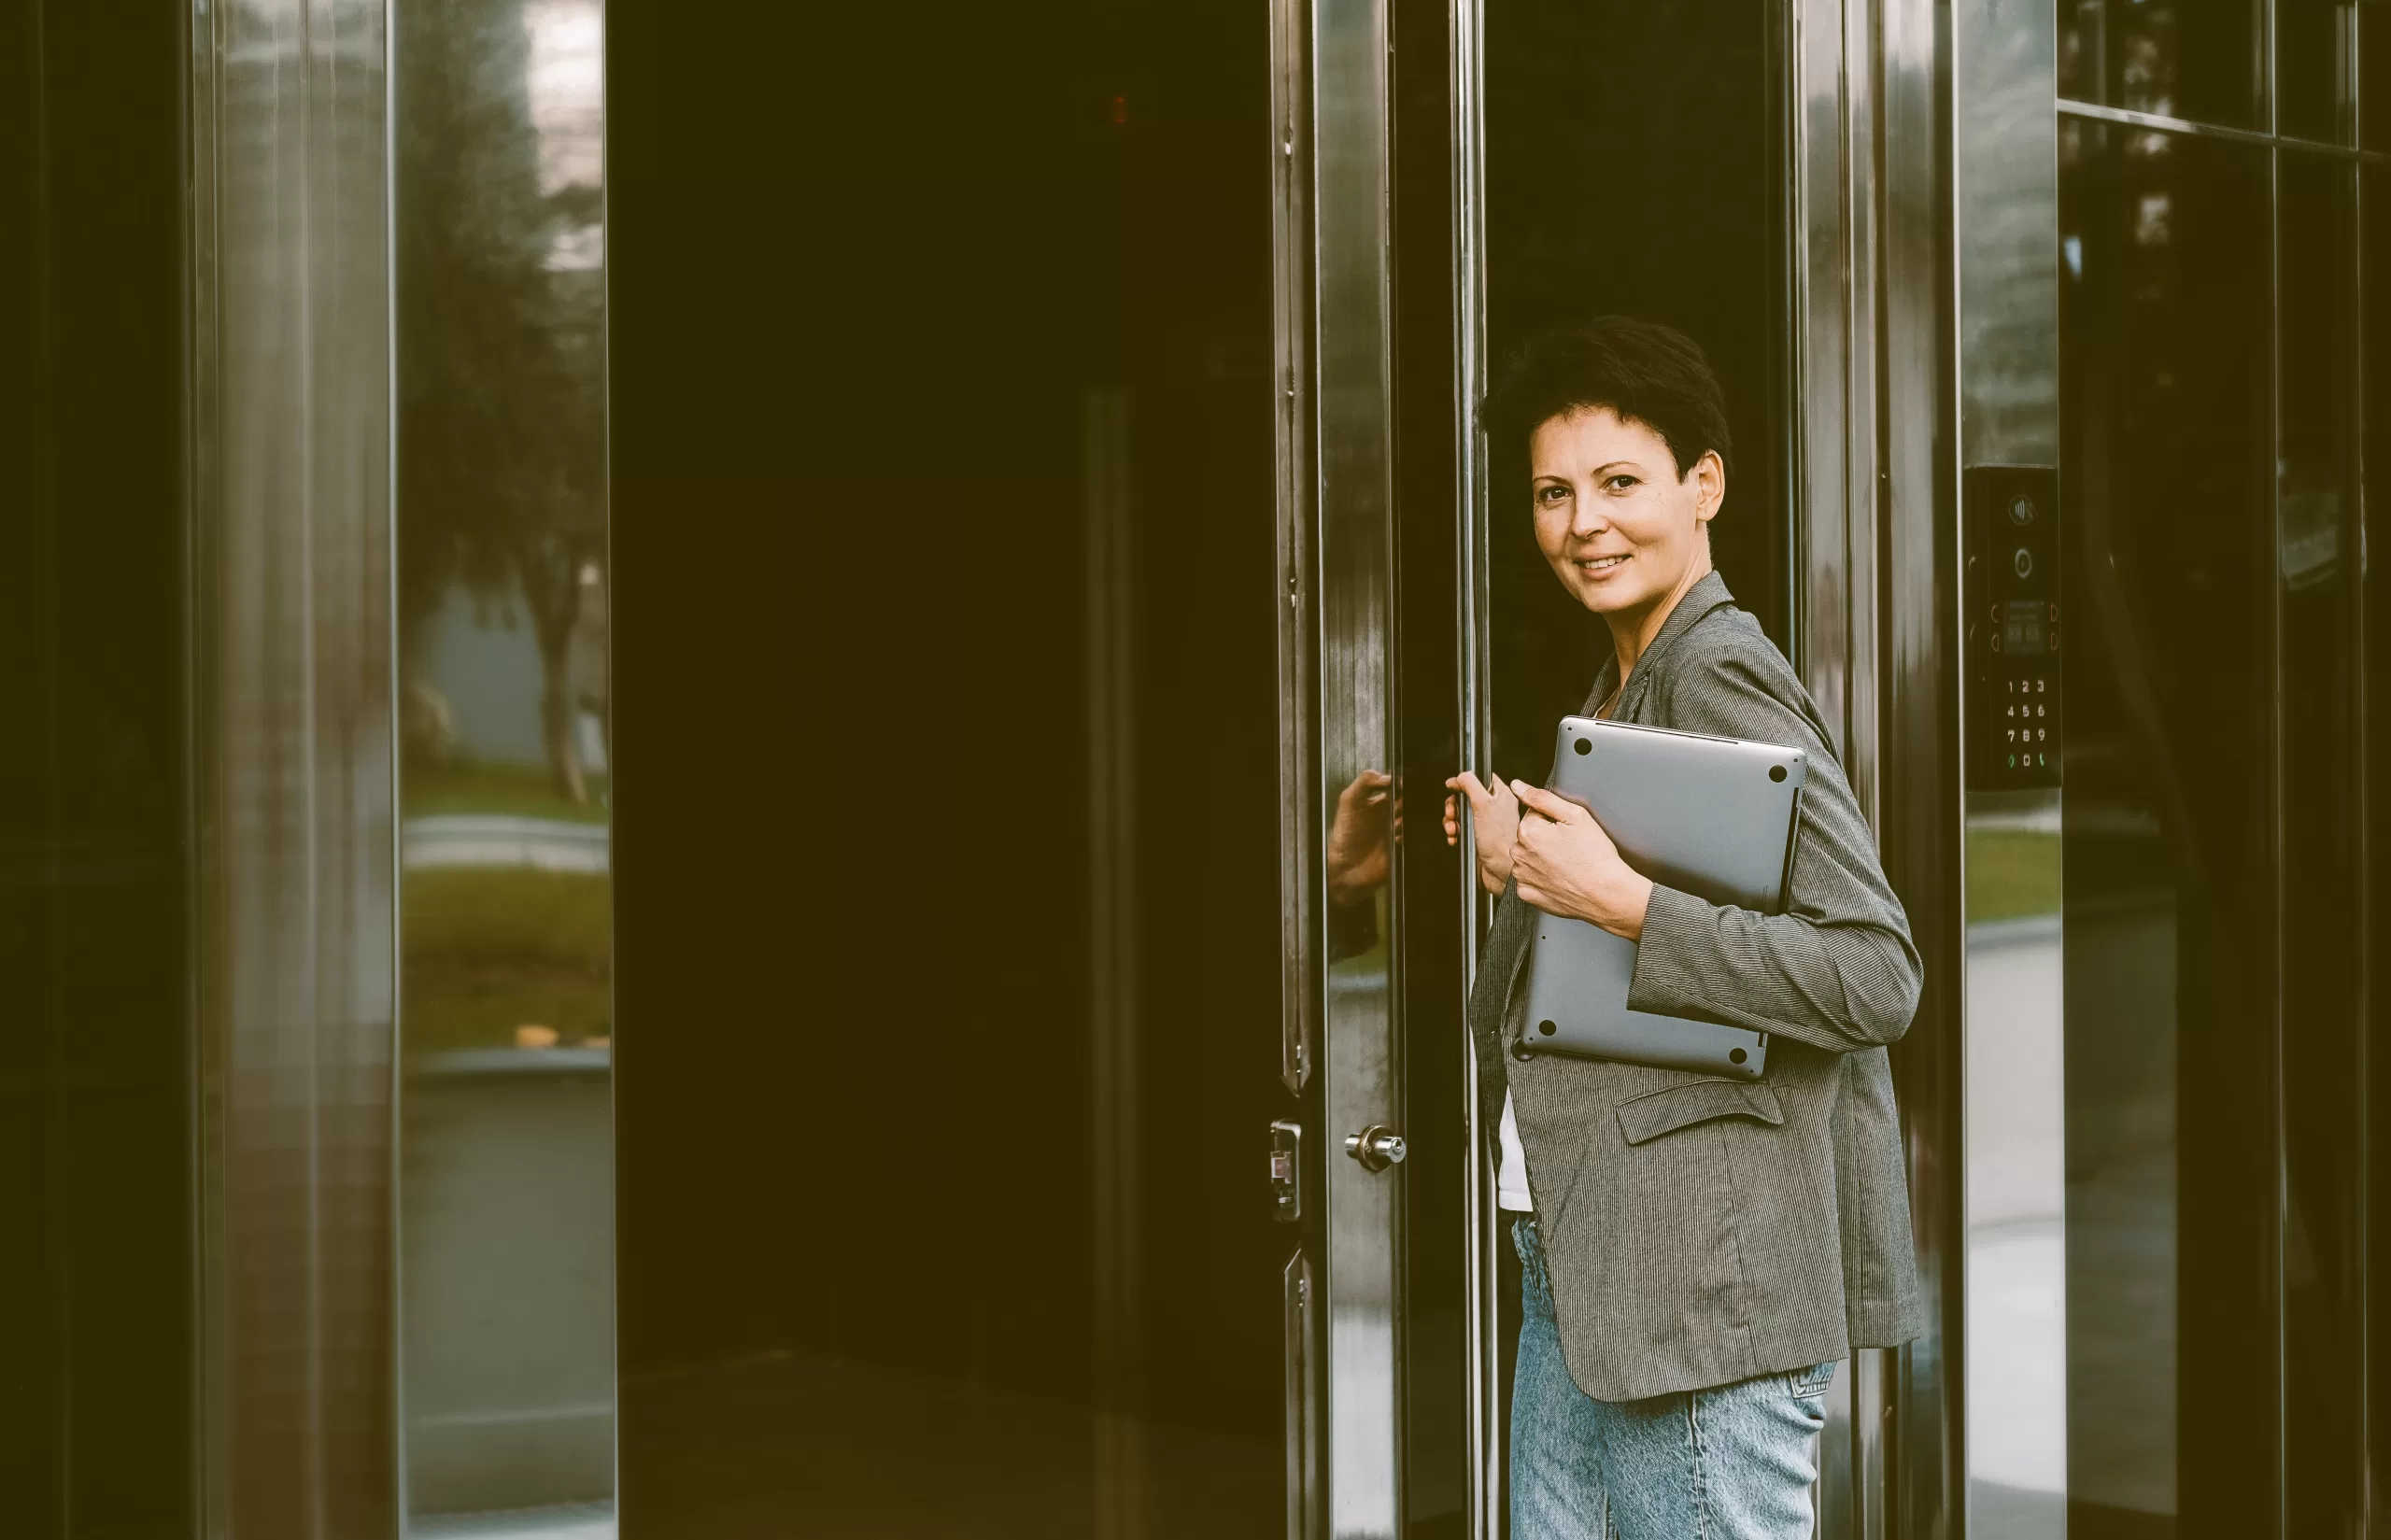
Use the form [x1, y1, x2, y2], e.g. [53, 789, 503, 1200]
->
[1966, 465, 2063, 790]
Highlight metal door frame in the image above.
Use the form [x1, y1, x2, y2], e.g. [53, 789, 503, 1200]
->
[1440, 0, 1973, 1534]
[1274, 0, 1409, 1533]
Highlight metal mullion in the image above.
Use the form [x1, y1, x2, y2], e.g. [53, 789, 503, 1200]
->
[2350, 147, 2373, 1534]
[1446, 3, 1500, 1536]
[1845, 0, 1883, 829]
[2353, 67, 2371, 1540]
[1272, 0, 1317, 1105]
[2268, 130, 2292, 1540]
[2343, 0, 2361, 149]
[2266, 0, 2280, 137]
[2056, 99, 2391, 163]
[1308, 0, 1408, 1528]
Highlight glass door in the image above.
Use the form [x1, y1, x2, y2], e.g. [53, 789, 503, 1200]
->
[604, 3, 1322, 1535]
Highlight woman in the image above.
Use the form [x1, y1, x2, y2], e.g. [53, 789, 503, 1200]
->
[1443, 318, 1923, 1539]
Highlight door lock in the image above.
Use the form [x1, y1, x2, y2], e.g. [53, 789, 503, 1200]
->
[1343, 1124, 1408, 1173]
[1269, 1119, 1303, 1222]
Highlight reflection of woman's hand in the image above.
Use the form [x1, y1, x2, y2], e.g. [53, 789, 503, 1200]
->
[1326, 770, 1394, 907]
[1443, 772, 1520, 896]
[1508, 781, 1653, 940]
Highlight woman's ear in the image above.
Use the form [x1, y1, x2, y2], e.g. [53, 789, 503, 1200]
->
[1691, 448, 1726, 525]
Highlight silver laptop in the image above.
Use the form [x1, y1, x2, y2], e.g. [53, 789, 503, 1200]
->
[1516, 716, 1806, 1080]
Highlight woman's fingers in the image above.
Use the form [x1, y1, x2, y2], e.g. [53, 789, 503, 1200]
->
[1445, 770, 1510, 816]
[1508, 780, 1583, 823]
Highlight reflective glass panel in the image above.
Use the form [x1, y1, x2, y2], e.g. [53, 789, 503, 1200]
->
[2056, 0, 2266, 129]
[2277, 148, 2363, 1528]
[2278, 0, 2357, 142]
[605, 5, 1291, 1533]
[2059, 123, 2274, 1530]
[2367, 3, 2390, 149]
[394, 0, 615, 1527]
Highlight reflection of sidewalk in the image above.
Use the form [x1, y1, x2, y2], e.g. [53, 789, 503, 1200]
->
[404, 815, 609, 873]
[1965, 914, 2065, 1505]
[411, 1502, 613, 1538]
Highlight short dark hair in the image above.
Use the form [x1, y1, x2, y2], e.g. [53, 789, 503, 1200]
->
[1479, 317, 1733, 484]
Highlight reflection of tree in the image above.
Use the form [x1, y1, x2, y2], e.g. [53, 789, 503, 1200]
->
[397, 0, 605, 801]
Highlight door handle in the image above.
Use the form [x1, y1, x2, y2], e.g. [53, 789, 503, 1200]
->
[1343, 1124, 1407, 1172]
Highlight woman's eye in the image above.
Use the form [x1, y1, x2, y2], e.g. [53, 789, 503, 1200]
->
[1536, 486, 1568, 505]
[1605, 475, 1638, 491]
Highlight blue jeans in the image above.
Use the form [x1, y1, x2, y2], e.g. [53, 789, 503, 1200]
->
[1511, 1215, 1832, 1540]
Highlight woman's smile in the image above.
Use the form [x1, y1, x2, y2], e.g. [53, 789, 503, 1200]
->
[1529, 406, 1722, 643]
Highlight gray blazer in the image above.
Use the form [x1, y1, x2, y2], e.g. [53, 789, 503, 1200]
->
[1471, 571, 1926, 1403]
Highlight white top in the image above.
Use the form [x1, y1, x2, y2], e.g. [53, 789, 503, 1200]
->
[1497, 1090, 1534, 1210]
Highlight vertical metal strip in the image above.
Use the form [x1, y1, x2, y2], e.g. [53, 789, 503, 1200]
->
[1285, 1253, 1320, 1540]
[1269, 7, 1322, 1535]
[1954, 0, 2066, 1531]
[1794, 0, 1852, 744]
[186, 2, 227, 1533]
[1845, 0, 1891, 1508]
[1878, 0, 1957, 1533]
[1274, 0, 1319, 1101]
[2343, 4, 2370, 1499]
[1843, 0, 1882, 829]
[2263, 5, 2285, 1522]
[1791, 0, 1873, 1525]
[2261, 0, 2288, 1518]
[2266, 69, 2292, 1540]
[1448, 3, 1500, 1536]
[1086, 393, 1145, 1540]
[191, 0, 400, 1532]
[1311, 0, 1404, 1531]
[1804, 0, 1970, 1532]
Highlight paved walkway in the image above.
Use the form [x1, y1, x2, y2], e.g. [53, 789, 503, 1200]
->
[403, 814, 609, 873]
[412, 1502, 613, 1538]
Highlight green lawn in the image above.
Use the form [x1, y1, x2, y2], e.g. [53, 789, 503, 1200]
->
[1964, 827, 2061, 922]
[402, 866, 612, 1055]
[403, 757, 611, 825]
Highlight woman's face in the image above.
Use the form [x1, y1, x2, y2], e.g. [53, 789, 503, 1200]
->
[1528, 405, 1722, 620]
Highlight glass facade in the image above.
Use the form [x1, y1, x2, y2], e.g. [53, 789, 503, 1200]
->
[2057, 0, 2382, 1520]
[7, 0, 2389, 1534]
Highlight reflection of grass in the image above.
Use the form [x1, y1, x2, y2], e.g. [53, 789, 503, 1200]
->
[403, 868, 611, 1055]
[404, 758, 610, 825]
[1966, 828, 2062, 922]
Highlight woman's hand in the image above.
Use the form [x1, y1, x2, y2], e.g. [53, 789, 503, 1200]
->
[1508, 781, 1654, 940]
[1443, 772, 1521, 895]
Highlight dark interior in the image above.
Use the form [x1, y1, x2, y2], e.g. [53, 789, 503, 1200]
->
[609, 4, 1296, 1532]
[1482, 0, 1791, 788]
[0, 2, 194, 1532]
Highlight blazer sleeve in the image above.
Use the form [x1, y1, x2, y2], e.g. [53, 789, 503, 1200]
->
[1623, 645, 1923, 1054]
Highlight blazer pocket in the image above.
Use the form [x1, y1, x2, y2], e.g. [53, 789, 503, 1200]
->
[1614, 1079, 1786, 1146]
